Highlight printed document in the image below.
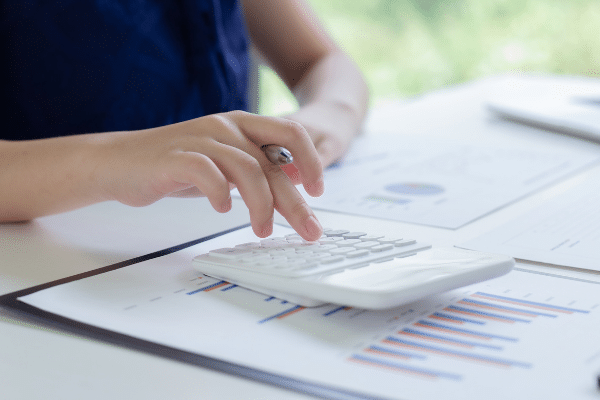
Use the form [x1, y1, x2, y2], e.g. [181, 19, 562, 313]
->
[460, 168, 600, 271]
[299, 135, 599, 229]
[18, 225, 600, 400]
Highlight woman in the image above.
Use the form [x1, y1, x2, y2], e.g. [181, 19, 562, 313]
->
[0, 0, 368, 240]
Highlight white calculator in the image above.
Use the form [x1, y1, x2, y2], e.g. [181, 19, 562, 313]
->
[192, 225, 514, 309]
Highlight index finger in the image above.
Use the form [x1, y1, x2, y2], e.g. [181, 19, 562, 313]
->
[225, 111, 325, 197]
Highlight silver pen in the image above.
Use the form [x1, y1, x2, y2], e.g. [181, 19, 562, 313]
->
[261, 144, 293, 165]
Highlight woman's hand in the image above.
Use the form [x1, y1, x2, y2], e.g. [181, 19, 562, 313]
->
[91, 111, 324, 240]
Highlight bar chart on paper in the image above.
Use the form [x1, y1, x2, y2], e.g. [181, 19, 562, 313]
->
[18, 241, 600, 400]
[108, 267, 600, 398]
[129, 267, 600, 399]
[345, 289, 592, 383]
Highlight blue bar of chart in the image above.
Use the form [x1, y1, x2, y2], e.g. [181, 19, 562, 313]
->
[471, 292, 590, 314]
[413, 320, 518, 342]
[186, 280, 230, 295]
[428, 312, 486, 325]
[443, 305, 531, 323]
[323, 306, 352, 317]
[456, 298, 558, 318]
[381, 336, 532, 368]
[399, 328, 504, 350]
[348, 354, 462, 381]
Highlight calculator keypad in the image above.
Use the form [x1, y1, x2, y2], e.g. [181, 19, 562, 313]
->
[193, 230, 430, 278]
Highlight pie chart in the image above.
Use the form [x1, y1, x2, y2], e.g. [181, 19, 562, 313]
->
[384, 183, 445, 196]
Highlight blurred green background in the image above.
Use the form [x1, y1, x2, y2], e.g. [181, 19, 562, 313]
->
[258, 0, 600, 116]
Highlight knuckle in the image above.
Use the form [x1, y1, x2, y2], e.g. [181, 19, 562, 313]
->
[183, 153, 211, 173]
[285, 120, 308, 139]
[238, 154, 262, 173]
[206, 114, 234, 133]
[288, 197, 310, 218]
[226, 110, 247, 119]
[236, 155, 267, 184]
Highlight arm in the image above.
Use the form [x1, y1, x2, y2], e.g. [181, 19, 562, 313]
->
[242, 0, 369, 167]
[0, 112, 324, 240]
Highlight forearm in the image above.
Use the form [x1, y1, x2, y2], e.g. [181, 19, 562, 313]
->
[0, 136, 105, 222]
[243, 0, 368, 124]
[291, 49, 369, 133]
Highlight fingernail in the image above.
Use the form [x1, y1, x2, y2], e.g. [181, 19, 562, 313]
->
[315, 177, 325, 196]
[260, 216, 274, 237]
[305, 177, 325, 197]
[223, 197, 232, 212]
[303, 215, 323, 240]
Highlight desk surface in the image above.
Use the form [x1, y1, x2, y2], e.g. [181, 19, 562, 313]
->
[3, 74, 600, 399]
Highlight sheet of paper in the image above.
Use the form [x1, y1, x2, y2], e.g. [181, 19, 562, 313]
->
[487, 74, 600, 143]
[459, 169, 600, 271]
[19, 225, 600, 400]
[298, 135, 599, 229]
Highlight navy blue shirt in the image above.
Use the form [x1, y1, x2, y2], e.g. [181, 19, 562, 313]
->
[1, 0, 249, 140]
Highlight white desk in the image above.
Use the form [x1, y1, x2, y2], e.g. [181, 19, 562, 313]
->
[3, 74, 600, 399]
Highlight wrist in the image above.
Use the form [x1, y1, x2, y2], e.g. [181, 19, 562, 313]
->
[83, 131, 125, 203]
[288, 100, 363, 138]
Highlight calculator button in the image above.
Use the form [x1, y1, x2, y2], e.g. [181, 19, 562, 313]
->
[260, 240, 293, 248]
[395, 239, 417, 247]
[324, 229, 349, 237]
[260, 237, 287, 243]
[242, 253, 270, 261]
[342, 232, 368, 239]
[346, 249, 369, 258]
[378, 237, 403, 244]
[354, 241, 380, 249]
[250, 247, 271, 253]
[312, 244, 338, 252]
[294, 249, 314, 255]
[319, 255, 345, 264]
[208, 248, 253, 259]
[305, 253, 330, 260]
[286, 250, 312, 259]
[359, 234, 385, 241]
[335, 239, 362, 247]
[234, 242, 261, 249]
[371, 244, 394, 252]
[268, 248, 294, 255]
[319, 237, 344, 244]
[329, 247, 355, 255]
[291, 242, 321, 250]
